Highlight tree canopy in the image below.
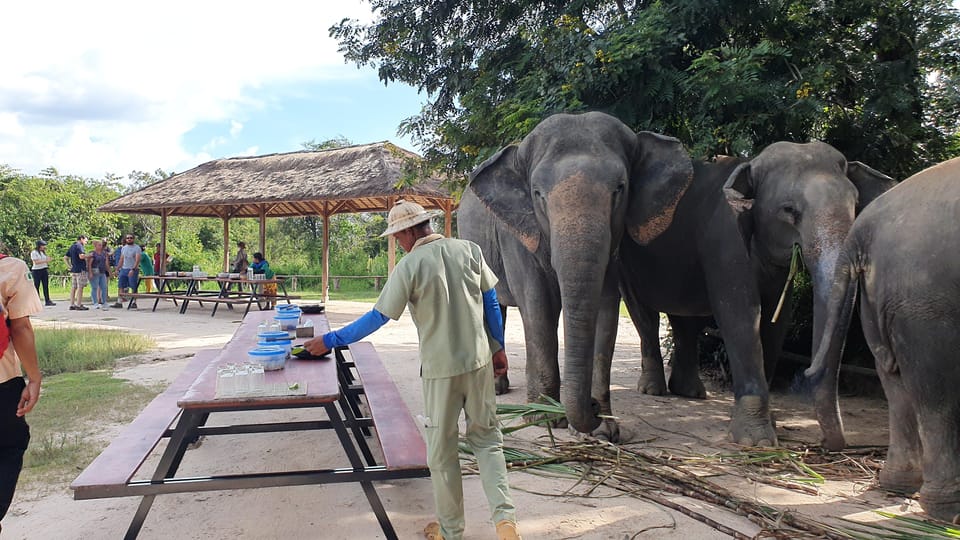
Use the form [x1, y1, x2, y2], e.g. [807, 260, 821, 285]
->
[333, 0, 960, 186]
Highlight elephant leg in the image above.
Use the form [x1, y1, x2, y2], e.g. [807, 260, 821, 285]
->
[666, 315, 707, 399]
[705, 278, 776, 446]
[516, 301, 561, 405]
[759, 282, 794, 386]
[590, 285, 621, 442]
[622, 292, 667, 395]
[875, 367, 923, 494]
[494, 303, 510, 395]
[865, 309, 923, 494]
[891, 320, 960, 522]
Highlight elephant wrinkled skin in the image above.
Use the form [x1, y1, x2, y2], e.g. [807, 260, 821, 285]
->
[618, 141, 892, 447]
[459, 112, 692, 440]
[807, 156, 960, 523]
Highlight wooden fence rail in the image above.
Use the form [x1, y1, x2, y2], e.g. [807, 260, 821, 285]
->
[49, 274, 387, 292]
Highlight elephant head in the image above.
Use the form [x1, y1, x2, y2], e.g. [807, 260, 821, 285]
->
[468, 111, 692, 433]
[722, 141, 895, 365]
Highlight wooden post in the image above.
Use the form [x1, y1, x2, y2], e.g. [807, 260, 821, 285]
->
[222, 216, 230, 272]
[259, 204, 267, 256]
[160, 209, 169, 274]
[322, 210, 330, 303]
[386, 196, 397, 275]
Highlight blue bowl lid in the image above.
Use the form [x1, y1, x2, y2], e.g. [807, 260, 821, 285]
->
[257, 331, 290, 340]
[276, 304, 300, 311]
[249, 346, 285, 356]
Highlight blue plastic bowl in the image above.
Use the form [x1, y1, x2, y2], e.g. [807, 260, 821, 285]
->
[248, 345, 286, 371]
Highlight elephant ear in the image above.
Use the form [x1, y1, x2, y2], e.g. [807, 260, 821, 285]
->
[722, 162, 757, 249]
[847, 161, 897, 213]
[626, 132, 694, 245]
[468, 145, 541, 253]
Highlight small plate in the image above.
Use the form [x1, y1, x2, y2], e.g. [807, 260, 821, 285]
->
[292, 346, 329, 360]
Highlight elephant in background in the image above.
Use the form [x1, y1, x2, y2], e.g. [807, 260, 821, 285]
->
[806, 156, 960, 523]
[459, 111, 693, 439]
[617, 141, 893, 446]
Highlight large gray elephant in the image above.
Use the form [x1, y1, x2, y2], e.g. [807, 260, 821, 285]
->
[806, 156, 960, 523]
[618, 141, 893, 446]
[459, 111, 693, 437]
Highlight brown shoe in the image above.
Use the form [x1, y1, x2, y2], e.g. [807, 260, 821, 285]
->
[496, 520, 522, 540]
[423, 521, 444, 540]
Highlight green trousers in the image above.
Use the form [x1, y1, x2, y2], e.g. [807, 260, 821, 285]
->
[421, 362, 516, 540]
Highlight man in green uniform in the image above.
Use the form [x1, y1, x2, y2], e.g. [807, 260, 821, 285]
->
[304, 200, 521, 540]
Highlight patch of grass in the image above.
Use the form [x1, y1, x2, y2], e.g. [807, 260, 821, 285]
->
[35, 326, 155, 375]
[22, 371, 160, 484]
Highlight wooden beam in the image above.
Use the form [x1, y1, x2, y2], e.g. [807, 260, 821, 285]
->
[160, 209, 169, 274]
[322, 203, 330, 303]
[222, 217, 230, 272]
[386, 196, 397, 274]
[259, 204, 267, 256]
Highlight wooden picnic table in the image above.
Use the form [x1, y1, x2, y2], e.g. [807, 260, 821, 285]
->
[71, 310, 429, 539]
[126, 275, 300, 316]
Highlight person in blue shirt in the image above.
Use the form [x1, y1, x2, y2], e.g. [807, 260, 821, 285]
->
[63, 235, 88, 310]
[304, 200, 520, 540]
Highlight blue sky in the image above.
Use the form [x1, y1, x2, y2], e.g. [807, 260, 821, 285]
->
[0, 1, 426, 181]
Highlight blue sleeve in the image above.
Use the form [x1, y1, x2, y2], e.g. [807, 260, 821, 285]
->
[322, 309, 390, 349]
[482, 288, 505, 350]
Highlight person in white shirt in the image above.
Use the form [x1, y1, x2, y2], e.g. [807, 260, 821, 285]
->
[28, 241, 54, 306]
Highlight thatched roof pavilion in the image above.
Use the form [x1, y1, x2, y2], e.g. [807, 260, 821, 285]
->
[99, 142, 457, 301]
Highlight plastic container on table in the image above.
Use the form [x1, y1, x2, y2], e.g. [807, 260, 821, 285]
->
[258, 337, 293, 359]
[274, 312, 300, 334]
[257, 330, 290, 343]
[248, 346, 286, 371]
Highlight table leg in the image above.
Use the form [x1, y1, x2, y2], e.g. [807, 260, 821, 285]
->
[124, 410, 207, 538]
[324, 402, 398, 539]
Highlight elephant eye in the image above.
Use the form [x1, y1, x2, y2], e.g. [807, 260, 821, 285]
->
[614, 183, 625, 196]
[780, 204, 800, 224]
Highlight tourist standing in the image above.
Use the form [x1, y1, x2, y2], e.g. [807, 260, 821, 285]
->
[138, 245, 154, 293]
[0, 250, 43, 533]
[28, 241, 54, 306]
[64, 235, 88, 311]
[231, 241, 249, 274]
[112, 234, 142, 309]
[86, 240, 110, 310]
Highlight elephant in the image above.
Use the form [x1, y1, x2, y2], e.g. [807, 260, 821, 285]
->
[617, 141, 893, 446]
[806, 156, 960, 523]
[458, 111, 693, 438]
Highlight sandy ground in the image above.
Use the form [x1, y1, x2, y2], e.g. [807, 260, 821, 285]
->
[2, 298, 913, 539]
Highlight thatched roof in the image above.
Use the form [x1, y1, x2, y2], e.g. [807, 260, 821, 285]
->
[98, 142, 455, 218]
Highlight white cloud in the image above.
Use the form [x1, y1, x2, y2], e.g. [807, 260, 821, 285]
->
[0, 0, 380, 178]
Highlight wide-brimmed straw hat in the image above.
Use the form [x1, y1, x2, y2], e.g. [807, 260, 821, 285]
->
[380, 200, 436, 237]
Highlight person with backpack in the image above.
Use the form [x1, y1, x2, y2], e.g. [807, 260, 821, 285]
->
[0, 250, 43, 533]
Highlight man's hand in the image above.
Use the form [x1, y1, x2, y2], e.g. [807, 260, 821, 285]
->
[303, 335, 331, 357]
[492, 350, 508, 377]
[17, 379, 41, 417]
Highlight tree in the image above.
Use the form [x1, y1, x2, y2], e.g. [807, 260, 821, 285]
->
[333, 0, 960, 186]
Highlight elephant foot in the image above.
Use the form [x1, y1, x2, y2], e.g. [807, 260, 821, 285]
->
[729, 395, 778, 447]
[668, 372, 707, 399]
[879, 467, 923, 495]
[919, 487, 960, 524]
[637, 372, 667, 395]
[495, 374, 510, 395]
[590, 418, 621, 443]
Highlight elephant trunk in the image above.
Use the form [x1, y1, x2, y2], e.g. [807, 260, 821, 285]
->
[802, 211, 854, 365]
[804, 227, 858, 451]
[552, 210, 611, 435]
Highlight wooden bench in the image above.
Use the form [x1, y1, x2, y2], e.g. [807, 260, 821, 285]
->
[344, 342, 428, 471]
[71, 349, 219, 500]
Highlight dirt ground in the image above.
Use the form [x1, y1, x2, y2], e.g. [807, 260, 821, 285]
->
[2, 299, 918, 539]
